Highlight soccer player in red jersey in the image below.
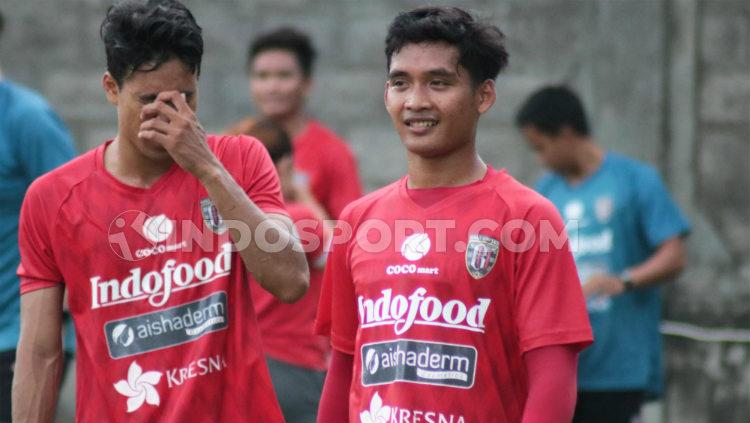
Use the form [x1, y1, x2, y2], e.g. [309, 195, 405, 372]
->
[246, 119, 331, 423]
[315, 7, 593, 423]
[226, 27, 362, 220]
[11, 1, 308, 422]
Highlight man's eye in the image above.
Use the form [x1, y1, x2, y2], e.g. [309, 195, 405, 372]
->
[432, 80, 449, 87]
[391, 80, 407, 88]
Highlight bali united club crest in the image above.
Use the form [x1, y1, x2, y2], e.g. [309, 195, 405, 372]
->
[200, 198, 227, 234]
[465, 234, 499, 279]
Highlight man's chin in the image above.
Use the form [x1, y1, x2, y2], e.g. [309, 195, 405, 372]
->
[138, 143, 172, 162]
[402, 140, 446, 159]
[261, 106, 294, 120]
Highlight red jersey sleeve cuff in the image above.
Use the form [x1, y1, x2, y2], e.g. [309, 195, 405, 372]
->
[520, 328, 594, 354]
[20, 277, 63, 295]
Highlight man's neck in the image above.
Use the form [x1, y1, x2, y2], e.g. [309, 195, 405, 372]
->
[565, 140, 605, 184]
[272, 110, 308, 139]
[406, 142, 487, 189]
[104, 136, 174, 188]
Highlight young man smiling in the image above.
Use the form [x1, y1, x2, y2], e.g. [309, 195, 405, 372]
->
[12, 1, 307, 422]
[315, 7, 592, 423]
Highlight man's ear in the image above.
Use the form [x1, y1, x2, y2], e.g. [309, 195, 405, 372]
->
[102, 72, 120, 106]
[383, 80, 390, 108]
[476, 79, 496, 114]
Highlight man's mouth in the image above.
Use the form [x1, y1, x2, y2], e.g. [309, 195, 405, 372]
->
[404, 118, 439, 128]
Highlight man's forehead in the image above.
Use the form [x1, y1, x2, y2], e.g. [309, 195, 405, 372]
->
[389, 42, 461, 73]
[123, 61, 197, 90]
[252, 49, 300, 68]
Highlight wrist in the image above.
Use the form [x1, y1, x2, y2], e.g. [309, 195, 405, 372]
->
[197, 162, 226, 185]
[620, 271, 636, 291]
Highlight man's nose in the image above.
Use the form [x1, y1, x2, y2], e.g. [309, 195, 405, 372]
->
[405, 85, 432, 111]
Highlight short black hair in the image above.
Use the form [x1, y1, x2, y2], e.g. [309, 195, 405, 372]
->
[515, 85, 590, 136]
[100, 0, 203, 86]
[246, 119, 292, 164]
[248, 27, 316, 78]
[385, 6, 509, 86]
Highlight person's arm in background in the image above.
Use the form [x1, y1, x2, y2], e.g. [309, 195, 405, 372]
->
[583, 237, 686, 297]
[520, 345, 579, 423]
[583, 165, 690, 297]
[12, 286, 65, 423]
[317, 349, 353, 422]
[11, 89, 76, 423]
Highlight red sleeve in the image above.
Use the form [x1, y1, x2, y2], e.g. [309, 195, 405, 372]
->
[324, 143, 362, 219]
[314, 216, 357, 354]
[317, 349, 353, 423]
[521, 345, 579, 423]
[17, 180, 64, 294]
[239, 135, 288, 216]
[288, 203, 327, 266]
[513, 200, 593, 353]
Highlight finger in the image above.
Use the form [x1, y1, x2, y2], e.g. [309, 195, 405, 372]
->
[138, 129, 170, 146]
[141, 100, 179, 122]
[140, 117, 172, 134]
[156, 90, 191, 115]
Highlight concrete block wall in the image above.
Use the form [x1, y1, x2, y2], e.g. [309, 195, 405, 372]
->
[1, 1, 747, 421]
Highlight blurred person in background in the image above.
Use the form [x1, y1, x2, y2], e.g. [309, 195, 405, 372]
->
[0, 8, 76, 423]
[516, 85, 690, 423]
[247, 119, 330, 423]
[226, 27, 362, 220]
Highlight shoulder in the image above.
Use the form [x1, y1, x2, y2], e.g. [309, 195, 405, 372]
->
[207, 133, 266, 163]
[223, 116, 257, 136]
[307, 120, 355, 152]
[607, 152, 660, 180]
[337, 180, 400, 224]
[2, 81, 57, 123]
[533, 171, 560, 194]
[490, 172, 562, 223]
[24, 147, 98, 212]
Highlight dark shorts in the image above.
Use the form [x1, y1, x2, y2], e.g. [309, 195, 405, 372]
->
[573, 390, 645, 423]
[0, 349, 73, 423]
[266, 356, 326, 423]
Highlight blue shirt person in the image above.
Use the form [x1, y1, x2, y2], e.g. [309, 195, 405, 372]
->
[516, 85, 689, 423]
[0, 76, 76, 421]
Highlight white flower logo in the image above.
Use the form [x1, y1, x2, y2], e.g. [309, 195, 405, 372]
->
[113, 361, 162, 413]
[360, 392, 391, 423]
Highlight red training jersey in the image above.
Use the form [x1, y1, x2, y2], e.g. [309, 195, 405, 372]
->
[315, 167, 593, 423]
[294, 120, 362, 219]
[252, 202, 330, 371]
[18, 135, 287, 422]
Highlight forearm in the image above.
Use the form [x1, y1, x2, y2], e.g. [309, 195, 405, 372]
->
[521, 345, 578, 423]
[12, 288, 65, 423]
[318, 349, 353, 423]
[626, 237, 686, 288]
[200, 165, 309, 302]
[12, 342, 63, 423]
